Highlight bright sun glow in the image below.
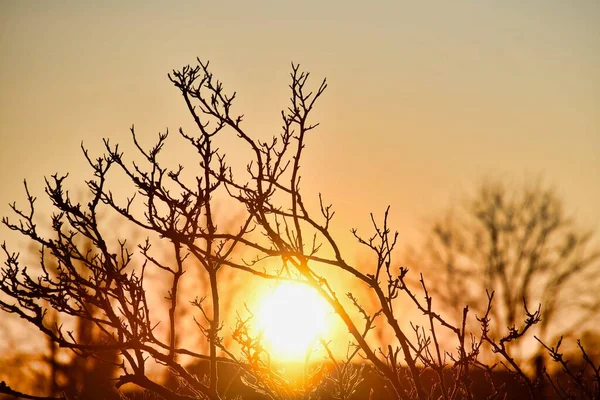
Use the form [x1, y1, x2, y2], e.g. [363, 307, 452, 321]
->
[256, 281, 331, 361]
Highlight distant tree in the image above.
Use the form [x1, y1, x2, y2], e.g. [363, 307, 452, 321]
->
[1, 59, 598, 400]
[409, 180, 600, 358]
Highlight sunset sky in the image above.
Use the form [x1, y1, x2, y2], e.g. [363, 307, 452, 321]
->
[1, 2, 600, 389]
[1, 0, 599, 247]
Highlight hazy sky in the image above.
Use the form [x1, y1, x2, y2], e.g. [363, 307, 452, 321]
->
[1, 0, 599, 247]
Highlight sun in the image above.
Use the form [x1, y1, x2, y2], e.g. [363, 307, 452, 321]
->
[256, 281, 331, 361]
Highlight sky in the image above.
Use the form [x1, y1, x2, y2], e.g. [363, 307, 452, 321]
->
[1, 1, 599, 250]
[0, 0, 599, 376]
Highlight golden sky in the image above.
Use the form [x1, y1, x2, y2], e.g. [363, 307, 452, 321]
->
[1, 0, 599, 246]
[0, 0, 599, 372]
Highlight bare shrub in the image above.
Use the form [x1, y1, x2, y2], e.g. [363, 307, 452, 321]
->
[1, 59, 597, 400]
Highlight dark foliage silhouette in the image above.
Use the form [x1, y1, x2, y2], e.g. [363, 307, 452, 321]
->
[1, 59, 598, 400]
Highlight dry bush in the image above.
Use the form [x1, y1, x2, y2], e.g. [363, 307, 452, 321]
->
[1, 59, 598, 400]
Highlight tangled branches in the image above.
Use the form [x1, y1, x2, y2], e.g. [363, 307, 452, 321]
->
[1, 59, 598, 400]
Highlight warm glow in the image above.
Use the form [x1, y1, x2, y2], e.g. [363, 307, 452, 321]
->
[256, 281, 331, 361]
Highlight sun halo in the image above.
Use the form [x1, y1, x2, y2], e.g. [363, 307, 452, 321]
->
[255, 281, 331, 361]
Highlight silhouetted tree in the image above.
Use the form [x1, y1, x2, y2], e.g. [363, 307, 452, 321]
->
[1, 59, 598, 400]
[410, 181, 599, 351]
[407, 179, 600, 399]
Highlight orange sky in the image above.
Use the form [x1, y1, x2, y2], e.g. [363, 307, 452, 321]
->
[0, 1, 599, 373]
[1, 0, 599, 248]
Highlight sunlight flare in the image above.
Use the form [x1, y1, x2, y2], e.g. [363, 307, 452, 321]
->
[256, 281, 331, 361]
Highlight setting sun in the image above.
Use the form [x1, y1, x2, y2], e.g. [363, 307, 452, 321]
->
[256, 281, 331, 361]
